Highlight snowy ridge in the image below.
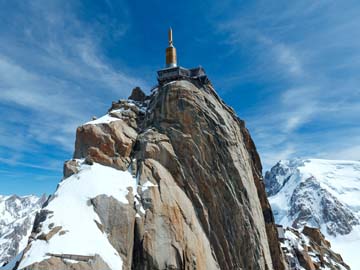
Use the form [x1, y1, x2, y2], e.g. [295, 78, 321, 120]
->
[16, 99, 148, 269]
[18, 161, 139, 270]
[265, 158, 360, 269]
[0, 195, 45, 267]
[85, 100, 148, 126]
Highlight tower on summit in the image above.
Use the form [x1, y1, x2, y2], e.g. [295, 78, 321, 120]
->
[157, 28, 208, 85]
[166, 28, 177, 67]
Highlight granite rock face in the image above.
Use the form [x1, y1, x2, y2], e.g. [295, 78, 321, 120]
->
[135, 80, 283, 270]
[17, 79, 286, 270]
[90, 195, 136, 269]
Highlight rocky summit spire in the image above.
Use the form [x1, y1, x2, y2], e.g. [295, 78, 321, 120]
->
[165, 27, 177, 67]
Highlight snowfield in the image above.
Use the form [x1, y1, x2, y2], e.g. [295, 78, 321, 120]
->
[326, 225, 360, 270]
[265, 158, 360, 270]
[18, 162, 138, 270]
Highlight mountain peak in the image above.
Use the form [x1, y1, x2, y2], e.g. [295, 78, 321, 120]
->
[15, 79, 287, 270]
[265, 158, 360, 269]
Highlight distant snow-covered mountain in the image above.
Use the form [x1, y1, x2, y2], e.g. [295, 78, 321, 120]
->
[0, 194, 46, 267]
[265, 158, 360, 269]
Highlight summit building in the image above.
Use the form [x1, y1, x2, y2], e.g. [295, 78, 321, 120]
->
[157, 28, 208, 84]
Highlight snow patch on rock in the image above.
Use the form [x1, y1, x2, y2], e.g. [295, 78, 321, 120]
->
[85, 114, 120, 125]
[18, 162, 138, 270]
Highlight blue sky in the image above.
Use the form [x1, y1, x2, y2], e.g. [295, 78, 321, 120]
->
[0, 0, 359, 195]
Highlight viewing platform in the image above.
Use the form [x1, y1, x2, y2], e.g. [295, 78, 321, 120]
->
[157, 66, 208, 84]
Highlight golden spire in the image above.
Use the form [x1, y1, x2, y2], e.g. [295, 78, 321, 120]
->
[166, 28, 177, 67]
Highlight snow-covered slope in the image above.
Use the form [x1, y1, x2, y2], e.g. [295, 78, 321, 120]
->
[0, 195, 45, 267]
[18, 161, 139, 270]
[265, 158, 360, 269]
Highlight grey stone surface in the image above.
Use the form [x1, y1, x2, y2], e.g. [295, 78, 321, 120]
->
[63, 160, 79, 179]
[90, 195, 136, 270]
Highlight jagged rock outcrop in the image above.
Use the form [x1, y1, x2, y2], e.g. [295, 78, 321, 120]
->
[63, 159, 79, 178]
[22, 255, 111, 270]
[16, 80, 286, 270]
[281, 226, 350, 270]
[129, 86, 147, 102]
[74, 118, 138, 170]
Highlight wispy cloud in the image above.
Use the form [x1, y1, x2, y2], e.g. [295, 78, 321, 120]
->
[255, 35, 304, 78]
[0, 1, 147, 177]
[273, 43, 303, 77]
[0, 157, 60, 172]
[212, 0, 360, 169]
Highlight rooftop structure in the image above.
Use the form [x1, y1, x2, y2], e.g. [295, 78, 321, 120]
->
[157, 28, 208, 84]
